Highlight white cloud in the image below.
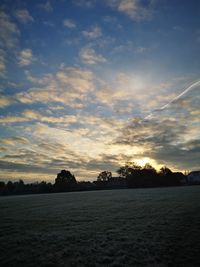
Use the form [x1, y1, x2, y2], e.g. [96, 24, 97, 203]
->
[73, 0, 96, 8]
[15, 9, 34, 23]
[25, 70, 52, 85]
[82, 26, 102, 39]
[43, 21, 55, 27]
[79, 47, 107, 64]
[63, 19, 76, 28]
[0, 60, 6, 73]
[0, 49, 6, 77]
[16, 67, 94, 105]
[118, 0, 138, 13]
[136, 47, 147, 53]
[0, 137, 29, 146]
[0, 11, 20, 77]
[22, 109, 78, 124]
[108, 0, 152, 21]
[39, 1, 53, 12]
[56, 67, 94, 92]
[0, 95, 15, 108]
[0, 116, 27, 124]
[0, 11, 19, 48]
[18, 49, 33, 66]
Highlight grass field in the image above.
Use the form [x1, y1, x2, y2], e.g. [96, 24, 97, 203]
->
[1, 186, 200, 267]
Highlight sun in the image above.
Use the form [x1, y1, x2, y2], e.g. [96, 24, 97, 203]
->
[135, 157, 160, 168]
[135, 158, 150, 167]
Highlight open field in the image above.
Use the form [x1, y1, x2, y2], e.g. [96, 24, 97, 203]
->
[1, 186, 200, 267]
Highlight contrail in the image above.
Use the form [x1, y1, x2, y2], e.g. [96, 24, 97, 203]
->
[159, 80, 200, 110]
[145, 80, 200, 120]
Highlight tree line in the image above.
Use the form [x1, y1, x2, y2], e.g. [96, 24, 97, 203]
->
[0, 162, 187, 196]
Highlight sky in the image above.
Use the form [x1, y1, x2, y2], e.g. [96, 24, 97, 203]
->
[0, 0, 200, 182]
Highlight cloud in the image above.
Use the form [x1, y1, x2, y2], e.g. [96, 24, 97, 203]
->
[43, 21, 55, 27]
[0, 115, 123, 180]
[16, 67, 94, 106]
[0, 108, 79, 126]
[22, 109, 78, 125]
[0, 121, 103, 178]
[0, 137, 29, 146]
[114, 86, 200, 171]
[0, 49, 6, 77]
[25, 70, 52, 84]
[108, 0, 153, 21]
[73, 0, 96, 8]
[0, 95, 15, 108]
[79, 47, 107, 64]
[0, 11, 19, 77]
[63, 19, 76, 28]
[114, 101, 133, 114]
[145, 80, 200, 119]
[136, 47, 147, 53]
[0, 116, 28, 124]
[3, 151, 84, 181]
[0, 11, 19, 49]
[82, 26, 102, 39]
[159, 80, 200, 111]
[18, 49, 33, 66]
[56, 67, 94, 92]
[15, 9, 34, 23]
[94, 72, 140, 106]
[38, 1, 53, 12]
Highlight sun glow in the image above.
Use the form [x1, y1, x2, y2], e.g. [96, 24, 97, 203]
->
[135, 157, 161, 169]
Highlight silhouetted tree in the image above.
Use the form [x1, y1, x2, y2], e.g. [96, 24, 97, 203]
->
[14, 179, 25, 194]
[139, 163, 158, 187]
[38, 181, 54, 193]
[117, 162, 141, 177]
[54, 170, 77, 192]
[117, 162, 143, 187]
[0, 163, 187, 196]
[6, 181, 14, 194]
[95, 171, 112, 189]
[97, 171, 112, 181]
[143, 163, 157, 174]
[173, 172, 186, 185]
[77, 181, 96, 191]
[159, 166, 172, 176]
[0, 181, 5, 194]
[159, 166, 181, 186]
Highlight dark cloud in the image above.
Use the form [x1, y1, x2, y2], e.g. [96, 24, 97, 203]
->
[114, 88, 200, 170]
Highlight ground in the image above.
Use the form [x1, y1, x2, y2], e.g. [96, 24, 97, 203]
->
[0, 186, 200, 267]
